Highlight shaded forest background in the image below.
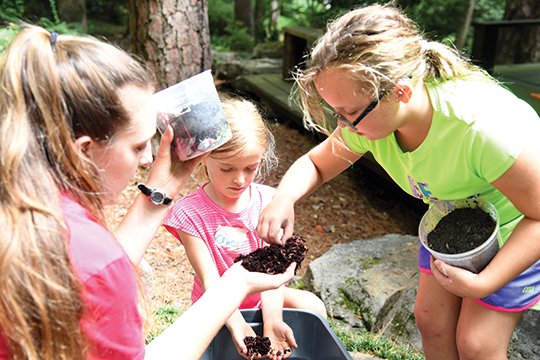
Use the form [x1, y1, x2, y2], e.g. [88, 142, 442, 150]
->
[1, 0, 539, 89]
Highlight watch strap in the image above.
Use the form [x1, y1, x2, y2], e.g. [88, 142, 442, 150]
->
[137, 183, 152, 196]
[137, 183, 173, 205]
[162, 196, 173, 205]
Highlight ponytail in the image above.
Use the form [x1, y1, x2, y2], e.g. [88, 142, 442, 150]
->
[421, 40, 491, 82]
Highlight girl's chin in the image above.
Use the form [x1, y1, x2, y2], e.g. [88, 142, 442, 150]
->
[100, 189, 122, 206]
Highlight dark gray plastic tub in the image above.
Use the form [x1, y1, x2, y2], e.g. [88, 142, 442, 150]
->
[201, 309, 352, 360]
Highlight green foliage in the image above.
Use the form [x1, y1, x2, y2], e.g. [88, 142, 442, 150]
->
[0, 0, 25, 23]
[86, 0, 128, 25]
[212, 21, 255, 53]
[145, 305, 184, 343]
[0, 23, 18, 53]
[208, 0, 255, 53]
[0, 0, 81, 50]
[331, 320, 425, 360]
[208, 0, 234, 37]
[402, 0, 505, 52]
[48, 0, 60, 24]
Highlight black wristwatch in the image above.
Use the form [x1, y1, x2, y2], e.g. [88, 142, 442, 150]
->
[137, 184, 173, 205]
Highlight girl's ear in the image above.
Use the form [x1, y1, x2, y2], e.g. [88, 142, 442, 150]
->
[73, 135, 93, 155]
[394, 82, 413, 103]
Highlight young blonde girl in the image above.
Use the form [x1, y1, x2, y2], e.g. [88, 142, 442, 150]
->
[163, 97, 327, 359]
[257, 4, 540, 360]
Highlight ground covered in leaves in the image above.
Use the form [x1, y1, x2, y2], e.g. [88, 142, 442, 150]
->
[106, 121, 424, 310]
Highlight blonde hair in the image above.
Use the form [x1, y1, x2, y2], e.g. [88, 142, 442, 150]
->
[295, 3, 493, 134]
[196, 96, 277, 182]
[0, 25, 153, 359]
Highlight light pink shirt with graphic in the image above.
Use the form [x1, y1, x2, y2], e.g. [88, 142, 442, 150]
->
[163, 183, 275, 308]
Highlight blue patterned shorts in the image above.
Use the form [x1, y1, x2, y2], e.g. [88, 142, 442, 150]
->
[418, 243, 540, 312]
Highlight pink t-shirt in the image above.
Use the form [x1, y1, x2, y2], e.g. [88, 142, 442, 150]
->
[163, 183, 275, 308]
[0, 196, 144, 359]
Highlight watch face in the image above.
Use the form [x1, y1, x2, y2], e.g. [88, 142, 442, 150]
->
[151, 192, 165, 204]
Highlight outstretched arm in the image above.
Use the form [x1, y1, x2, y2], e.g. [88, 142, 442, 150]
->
[115, 125, 204, 263]
[145, 262, 296, 360]
[180, 231, 256, 356]
[257, 127, 362, 245]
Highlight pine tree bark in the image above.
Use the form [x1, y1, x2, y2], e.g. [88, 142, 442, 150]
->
[128, 0, 212, 89]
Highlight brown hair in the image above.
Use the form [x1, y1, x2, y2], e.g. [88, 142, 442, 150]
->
[295, 3, 493, 134]
[0, 25, 153, 359]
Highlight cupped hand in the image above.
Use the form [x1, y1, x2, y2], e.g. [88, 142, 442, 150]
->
[229, 321, 257, 359]
[264, 321, 297, 360]
[146, 124, 207, 196]
[224, 262, 296, 296]
[257, 198, 295, 245]
[430, 257, 490, 298]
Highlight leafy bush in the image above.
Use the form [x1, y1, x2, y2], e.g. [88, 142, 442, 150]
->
[211, 20, 255, 53]
[0, 23, 19, 53]
[208, 0, 234, 37]
[0, 0, 82, 54]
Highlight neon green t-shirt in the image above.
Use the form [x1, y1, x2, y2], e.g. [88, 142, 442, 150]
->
[342, 79, 539, 243]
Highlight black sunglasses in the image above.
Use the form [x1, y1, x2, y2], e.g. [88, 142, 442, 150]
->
[333, 90, 388, 130]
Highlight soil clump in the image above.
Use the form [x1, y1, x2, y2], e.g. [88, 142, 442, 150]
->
[244, 335, 271, 357]
[236, 236, 307, 274]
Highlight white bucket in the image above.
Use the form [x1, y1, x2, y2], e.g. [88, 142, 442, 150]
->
[418, 199, 500, 273]
[154, 70, 232, 160]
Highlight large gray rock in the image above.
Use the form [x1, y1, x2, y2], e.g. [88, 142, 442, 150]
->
[303, 234, 539, 358]
[304, 234, 421, 349]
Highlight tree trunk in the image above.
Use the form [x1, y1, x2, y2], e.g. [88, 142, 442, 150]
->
[254, 0, 265, 43]
[496, 0, 540, 64]
[235, 0, 254, 38]
[128, 0, 212, 89]
[57, 0, 87, 31]
[269, 0, 280, 41]
[455, 0, 475, 51]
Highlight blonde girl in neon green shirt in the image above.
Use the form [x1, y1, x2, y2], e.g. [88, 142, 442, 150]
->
[257, 4, 540, 360]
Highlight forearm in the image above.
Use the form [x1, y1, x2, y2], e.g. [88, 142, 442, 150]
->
[115, 168, 193, 264]
[261, 287, 285, 324]
[272, 154, 324, 205]
[145, 275, 250, 360]
[225, 309, 247, 330]
[479, 217, 540, 295]
[115, 193, 172, 263]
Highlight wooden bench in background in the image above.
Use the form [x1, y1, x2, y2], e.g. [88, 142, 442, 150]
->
[472, 19, 540, 115]
[241, 26, 325, 123]
[282, 27, 324, 80]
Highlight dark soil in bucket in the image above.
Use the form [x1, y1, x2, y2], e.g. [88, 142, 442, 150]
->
[427, 208, 496, 254]
[244, 335, 271, 357]
[235, 236, 307, 274]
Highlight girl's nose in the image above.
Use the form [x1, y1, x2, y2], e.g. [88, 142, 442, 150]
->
[139, 143, 153, 167]
[233, 173, 245, 185]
